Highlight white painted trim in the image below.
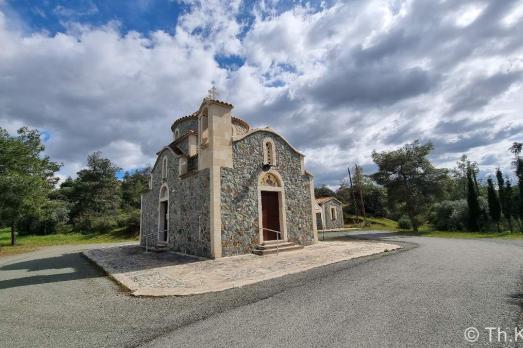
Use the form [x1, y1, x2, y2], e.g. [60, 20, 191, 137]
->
[233, 128, 305, 156]
[257, 170, 288, 244]
[309, 177, 318, 242]
[157, 183, 170, 244]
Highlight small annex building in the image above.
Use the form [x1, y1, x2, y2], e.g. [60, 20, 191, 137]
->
[140, 95, 319, 258]
[315, 196, 345, 231]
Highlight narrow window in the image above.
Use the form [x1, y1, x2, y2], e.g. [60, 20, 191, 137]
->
[200, 109, 209, 145]
[162, 157, 168, 179]
[149, 174, 153, 189]
[263, 139, 277, 166]
[266, 142, 273, 165]
[331, 207, 337, 220]
[174, 128, 180, 140]
[179, 157, 188, 176]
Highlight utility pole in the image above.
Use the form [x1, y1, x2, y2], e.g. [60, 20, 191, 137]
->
[347, 166, 359, 223]
[355, 164, 367, 227]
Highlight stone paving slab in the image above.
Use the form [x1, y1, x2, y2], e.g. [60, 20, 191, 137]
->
[83, 240, 400, 296]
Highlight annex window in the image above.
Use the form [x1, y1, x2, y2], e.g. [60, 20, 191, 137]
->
[200, 108, 209, 145]
[179, 157, 188, 176]
[161, 157, 168, 179]
[263, 138, 277, 166]
[331, 206, 337, 221]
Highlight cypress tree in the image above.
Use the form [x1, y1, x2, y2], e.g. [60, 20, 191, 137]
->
[487, 178, 501, 232]
[504, 179, 514, 232]
[517, 159, 523, 229]
[466, 168, 481, 231]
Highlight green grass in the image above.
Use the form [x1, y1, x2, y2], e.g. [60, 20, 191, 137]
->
[345, 216, 399, 230]
[0, 227, 138, 257]
[344, 216, 523, 239]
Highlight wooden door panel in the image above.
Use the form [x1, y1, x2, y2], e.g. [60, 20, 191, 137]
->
[261, 191, 280, 241]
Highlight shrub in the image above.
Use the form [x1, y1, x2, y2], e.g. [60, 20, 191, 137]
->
[430, 200, 468, 231]
[397, 215, 412, 229]
[116, 209, 141, 235]
[16, 200, 69, 235]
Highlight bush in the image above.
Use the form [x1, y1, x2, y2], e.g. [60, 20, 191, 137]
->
[73, 209, 140, 235]
[73, 213, 117, 233]
[116, 209, 141, 235]
[429, 200, 468, 231]
[397, 215, 412, 229]
[16, 200, 69, 235]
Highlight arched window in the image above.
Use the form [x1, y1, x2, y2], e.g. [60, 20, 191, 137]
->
[161, 157, 168, 179]
[200, 108, 209, 145]
[160, 185, 168, 200]
[263, 138, 276, 166]
[174, 128, 180, 140]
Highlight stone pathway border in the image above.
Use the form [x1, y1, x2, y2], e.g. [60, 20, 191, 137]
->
[83, 240, 400, 296]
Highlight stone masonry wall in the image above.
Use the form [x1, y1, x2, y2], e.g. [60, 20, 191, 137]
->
[322, 200, 344, 230]
[220, 131, 314, 256]
[173, 117, 198, 136]
[141, 147, 211, 258]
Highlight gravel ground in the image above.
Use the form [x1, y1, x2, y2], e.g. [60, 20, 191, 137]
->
[0, 233, 521, 347]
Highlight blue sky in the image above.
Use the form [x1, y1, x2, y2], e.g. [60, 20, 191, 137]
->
[0, 0, 522, 185]
[5, 0, 186, 35]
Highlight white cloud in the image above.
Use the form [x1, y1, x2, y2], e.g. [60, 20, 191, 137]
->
[0, 0, 522, 186]
[453, 4, 486, 27]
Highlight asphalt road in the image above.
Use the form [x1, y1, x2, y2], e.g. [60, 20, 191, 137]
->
[0, 233, 522, 347]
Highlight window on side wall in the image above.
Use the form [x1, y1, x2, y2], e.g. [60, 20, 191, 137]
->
[179, 157, 188, 176]
[149, 174, 153, 189]
[331, 206, 337, 220]
[200, 109, 209, 145]
[162, 157, 168, 179]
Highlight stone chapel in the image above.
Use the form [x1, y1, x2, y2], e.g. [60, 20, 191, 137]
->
[140, 94, 318, 258]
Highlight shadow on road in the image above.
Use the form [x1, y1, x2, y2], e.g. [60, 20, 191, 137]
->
[0, 252, 103, 290]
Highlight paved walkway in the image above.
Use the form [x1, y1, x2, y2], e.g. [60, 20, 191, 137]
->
[83, 240, 400, 296]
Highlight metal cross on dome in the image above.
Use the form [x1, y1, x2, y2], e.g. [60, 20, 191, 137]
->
[207, 86, 219, 100]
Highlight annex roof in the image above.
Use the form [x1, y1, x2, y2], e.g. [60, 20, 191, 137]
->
[315, 196, 344, 205]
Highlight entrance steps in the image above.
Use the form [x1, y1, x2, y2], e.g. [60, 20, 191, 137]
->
[152, 241, 169, 252]
[253, 240, 303, 255]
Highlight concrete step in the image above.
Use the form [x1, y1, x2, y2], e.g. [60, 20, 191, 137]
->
[253, 242, 303, 255]
[262, 239, 289, 245]
[152, 242, 169, 252]
[256, 241, 295, 250]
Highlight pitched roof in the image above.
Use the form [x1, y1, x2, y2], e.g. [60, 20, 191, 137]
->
[316, 196, 344, 205]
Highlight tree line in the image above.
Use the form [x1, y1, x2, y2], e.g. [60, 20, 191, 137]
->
[0, 127, 149, 245]
[316, 140, 523, 233]
[1, 126, 521, 246]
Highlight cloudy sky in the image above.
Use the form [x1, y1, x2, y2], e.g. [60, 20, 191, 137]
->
[0, 0, 522, 185]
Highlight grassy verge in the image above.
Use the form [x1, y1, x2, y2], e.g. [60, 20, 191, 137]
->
[0, 227, 138, 257]
[345, 216, 399, 231]
[344, 217, 523, 240]
[400, 229, 523, 239]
